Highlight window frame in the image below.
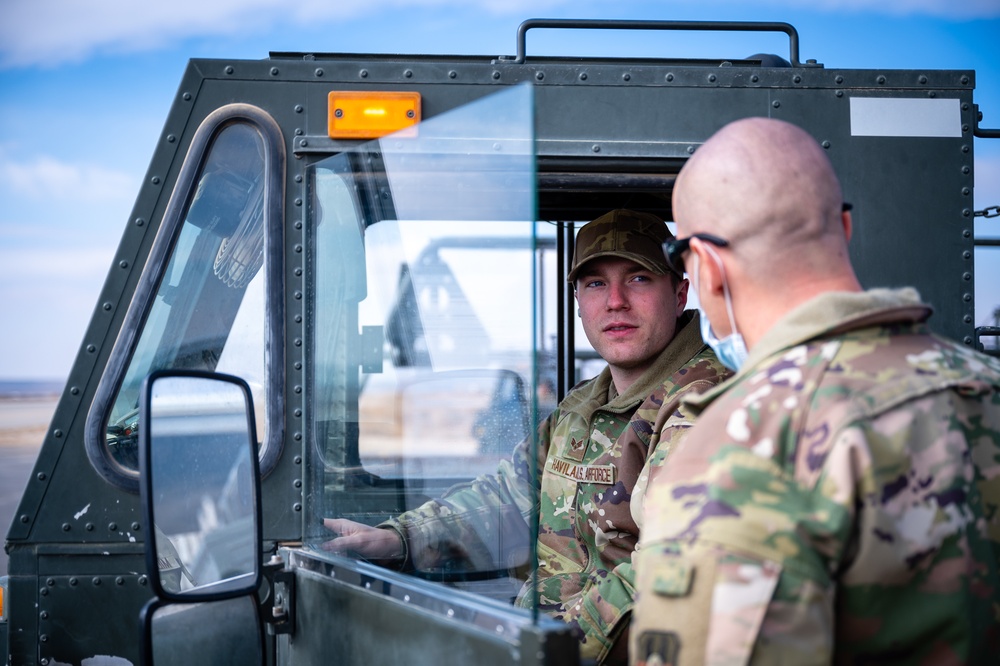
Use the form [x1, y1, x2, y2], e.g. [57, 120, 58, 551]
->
[85, 103, 286, 492]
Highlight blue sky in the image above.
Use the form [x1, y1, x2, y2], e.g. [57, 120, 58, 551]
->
[1, 0, 998, 380]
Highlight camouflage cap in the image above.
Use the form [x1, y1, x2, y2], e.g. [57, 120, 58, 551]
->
[567, 209, 679, 283]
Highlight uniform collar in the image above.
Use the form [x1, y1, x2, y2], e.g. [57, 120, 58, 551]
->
[684, 287, 932, 412]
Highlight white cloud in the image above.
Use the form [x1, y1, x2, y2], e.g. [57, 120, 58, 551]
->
[0, 246, 111, 282]
[3, 0, 994, 69]
[0, 0, 571, 69]
[0, 0, 279, 68]
[0, 153, 137, 204]
[0, 243, 115, 377]
[757, 0, 1000, 19]
[0, 154, 130, 379]
[0, 151, 134, 309]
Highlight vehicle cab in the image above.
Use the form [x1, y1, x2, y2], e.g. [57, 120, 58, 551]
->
[3, 18, 997, 666]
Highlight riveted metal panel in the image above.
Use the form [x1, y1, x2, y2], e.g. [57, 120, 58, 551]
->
[37, 570, 150, 665]
[281, 550, 579, 666]
[755, 84, 976, 345]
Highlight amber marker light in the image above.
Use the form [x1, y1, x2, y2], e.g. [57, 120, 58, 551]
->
[328, 91, 421, 139]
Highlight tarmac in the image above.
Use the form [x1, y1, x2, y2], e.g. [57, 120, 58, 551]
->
[0, 396, 55, 578]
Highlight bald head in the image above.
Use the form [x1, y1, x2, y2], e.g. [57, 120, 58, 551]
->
[672, 118, 862, 348]
[673, 117, 853, 286]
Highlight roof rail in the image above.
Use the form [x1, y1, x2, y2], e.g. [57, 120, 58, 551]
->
[507, 18, 812, 68]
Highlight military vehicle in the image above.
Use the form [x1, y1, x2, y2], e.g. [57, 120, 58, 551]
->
[2, 17, 998, 666]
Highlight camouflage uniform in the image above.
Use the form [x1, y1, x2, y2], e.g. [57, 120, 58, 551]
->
[383, 310, 730, 663]
[632, 288, 1000, 665]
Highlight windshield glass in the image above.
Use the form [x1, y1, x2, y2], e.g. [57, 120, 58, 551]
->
[105, 122, 270, 471]
[305, 85, 546, 615]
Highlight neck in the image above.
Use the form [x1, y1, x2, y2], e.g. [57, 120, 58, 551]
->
[740, 275, 863, 349]
[608, 367, 642, 395]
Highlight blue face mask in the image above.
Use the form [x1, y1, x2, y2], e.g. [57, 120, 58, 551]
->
[698, 305, 748, 372]
[692, 251, 749, 372]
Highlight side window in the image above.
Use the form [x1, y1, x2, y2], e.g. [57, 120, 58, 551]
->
[86, 107, 285, 490]
[305, 85, 543, 607]
[354, 223, 550, 482]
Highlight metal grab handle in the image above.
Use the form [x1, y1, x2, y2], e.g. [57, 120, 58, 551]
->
[513, 18, 805, 67]
[974, 105, 1000, 139]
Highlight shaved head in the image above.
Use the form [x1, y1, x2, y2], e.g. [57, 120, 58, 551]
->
[672, 117, 862, 348]
[673, 117, 852, 286]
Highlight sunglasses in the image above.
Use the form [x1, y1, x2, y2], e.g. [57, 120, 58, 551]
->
[662, 233, 729, 276]
[663, 203, 854, 275]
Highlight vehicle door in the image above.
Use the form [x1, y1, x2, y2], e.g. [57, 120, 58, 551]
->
[284, 82, 577, 664]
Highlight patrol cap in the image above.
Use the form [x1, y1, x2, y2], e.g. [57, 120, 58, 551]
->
[567, 209, 679, 283]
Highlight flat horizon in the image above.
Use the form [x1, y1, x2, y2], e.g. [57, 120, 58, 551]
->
[0, 379, 66, 398]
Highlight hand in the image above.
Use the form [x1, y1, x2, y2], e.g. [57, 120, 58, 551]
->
[321, 518, 405, 565]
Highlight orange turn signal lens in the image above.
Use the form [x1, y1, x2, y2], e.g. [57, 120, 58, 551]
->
[328, 91, 421, 139]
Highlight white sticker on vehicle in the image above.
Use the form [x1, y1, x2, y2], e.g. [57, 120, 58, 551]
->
[850, 97, 961, 137]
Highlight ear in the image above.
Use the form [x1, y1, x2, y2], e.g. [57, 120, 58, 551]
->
[841, 209, 853, 242]
[674, 278, 690, 316]
[689, 237, 724, 298]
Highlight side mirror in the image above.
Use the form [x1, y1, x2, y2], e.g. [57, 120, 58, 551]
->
[139, 370, 262, 599]
[138, 370, 264, 665]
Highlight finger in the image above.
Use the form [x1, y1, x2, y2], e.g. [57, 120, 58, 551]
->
[319, 538, 345, 553]
[320, 533, 361, 552]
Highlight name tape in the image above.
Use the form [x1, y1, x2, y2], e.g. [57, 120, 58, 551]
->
[546, 456, 616, 485]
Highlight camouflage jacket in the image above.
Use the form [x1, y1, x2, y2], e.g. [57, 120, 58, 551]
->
[632, 288, 1000, 665]
[383, 310, 730, 663]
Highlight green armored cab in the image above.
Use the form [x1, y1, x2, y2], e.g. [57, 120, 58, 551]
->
[2, 18, 997, 666]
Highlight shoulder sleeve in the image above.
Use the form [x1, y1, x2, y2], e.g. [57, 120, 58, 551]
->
[384, 406, 559, 571]
[632, 345, 844, 664]
[632, 445, 839, 665]
[631, 350, 733, 527]
[558, 351, 734, 662]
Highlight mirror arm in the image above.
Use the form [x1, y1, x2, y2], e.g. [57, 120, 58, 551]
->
[262, 553, 296, 636]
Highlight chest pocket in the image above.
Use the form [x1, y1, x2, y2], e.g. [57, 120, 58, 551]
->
[539, 421, 591, 529]
[538, 414, 628, 524]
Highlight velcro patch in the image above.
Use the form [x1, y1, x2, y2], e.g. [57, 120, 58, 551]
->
[637, 630, 681, 666]
[652, 560, 694, 597]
